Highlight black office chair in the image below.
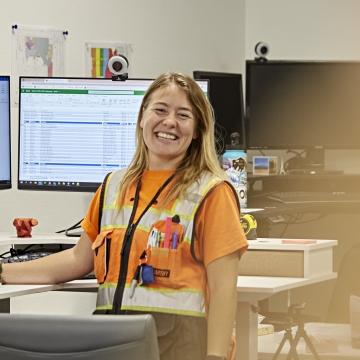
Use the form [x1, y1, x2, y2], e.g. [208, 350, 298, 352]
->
[261, 303, 321, 360]
[0, 313, 160, 360]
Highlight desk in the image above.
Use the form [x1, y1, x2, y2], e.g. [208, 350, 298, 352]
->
[235, 273, 337, 360]
[0, 279, 96, 300]
[0, 232, 79, 246]
[0, 275, 336, 360]
[0, 235, 337, 359]
[0, 280, 96, 311]
[243, 238, 337, 278]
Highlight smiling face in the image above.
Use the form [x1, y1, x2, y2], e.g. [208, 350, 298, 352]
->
[139, 84, 197, 170]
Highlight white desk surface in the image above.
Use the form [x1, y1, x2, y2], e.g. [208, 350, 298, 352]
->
[0, 232, 79, 246]
[237, 272, 337, 301]
[248, 238, 337, 251]
[0, 284, 58, 299]
[0, 280, 95, 300]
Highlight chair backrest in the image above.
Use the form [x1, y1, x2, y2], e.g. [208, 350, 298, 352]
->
[0, 313, 160, 360]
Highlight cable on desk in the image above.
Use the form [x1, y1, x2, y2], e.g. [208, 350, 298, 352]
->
[0, 244, 35, 259]
[56, 219, 83, 237]
[0, 244, 61, 263]
[64, 228, 82, 238]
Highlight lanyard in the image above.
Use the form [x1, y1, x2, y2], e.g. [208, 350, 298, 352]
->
[112, 172, 176, 314]
[120, 172, 176, 255]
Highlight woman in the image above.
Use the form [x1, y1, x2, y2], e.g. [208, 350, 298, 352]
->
[1, 72, 248, 360]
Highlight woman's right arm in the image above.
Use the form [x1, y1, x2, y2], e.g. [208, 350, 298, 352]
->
[1, 232, 94, 285]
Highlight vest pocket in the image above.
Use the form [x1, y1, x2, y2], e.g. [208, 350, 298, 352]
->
[147, 247, 181, 285]
[146, 219, 184, 249]
[92, 230, 112, 283]
[146, 219, 185, 285]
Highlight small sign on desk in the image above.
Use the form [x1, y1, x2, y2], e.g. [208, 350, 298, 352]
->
[282, 239, 317, 245]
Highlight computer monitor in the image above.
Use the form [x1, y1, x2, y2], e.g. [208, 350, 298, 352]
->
[0, 76, 11, 190]
[193, 71, 246, 151]
[18, 77, 208, 192]
[18, 77, 152, 192]
[0, 313, 160, 360]
[246, 60, 360, 169]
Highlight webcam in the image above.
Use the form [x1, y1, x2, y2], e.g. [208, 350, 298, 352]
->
[254, 42, 269, 61]
[108, 55, 129, 81]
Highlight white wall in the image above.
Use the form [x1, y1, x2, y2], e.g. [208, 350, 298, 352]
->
[0, 0, 246, 233]
[245, 0, 360, 60]
[244, 0, 360, 173]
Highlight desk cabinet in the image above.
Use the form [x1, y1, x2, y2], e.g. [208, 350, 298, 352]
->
[239, 239, 337, 278]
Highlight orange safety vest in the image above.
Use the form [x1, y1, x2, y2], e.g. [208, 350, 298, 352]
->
[92, 169, 230, 316]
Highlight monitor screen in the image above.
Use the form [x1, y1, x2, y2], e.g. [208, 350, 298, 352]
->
[0, 76, 11, 190]
[246, 60, 360, 151]
[18, 77, 209, 192]
[193, 71, 246, 151]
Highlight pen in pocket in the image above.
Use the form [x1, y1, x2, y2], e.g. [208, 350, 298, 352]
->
[148, 228, 158, 248]
[171, 232, 179, 249]
[163, 217, 172, 248]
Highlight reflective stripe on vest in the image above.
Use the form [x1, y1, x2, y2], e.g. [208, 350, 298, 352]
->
[96, 284, 205, 317]
[94, 170, 223, 316]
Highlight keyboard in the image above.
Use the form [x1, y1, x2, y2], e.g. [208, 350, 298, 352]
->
[1, 251, 53, 263]
[267, 191, 360, 205]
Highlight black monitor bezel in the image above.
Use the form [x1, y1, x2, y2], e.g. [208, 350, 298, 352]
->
[246, 60, 360, 151]
[193, 70, 246, 150]
[0, 75, 11, 190]
[17, 76, 155, 192]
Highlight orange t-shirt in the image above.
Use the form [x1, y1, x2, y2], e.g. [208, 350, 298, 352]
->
[81, 170, 248, 267]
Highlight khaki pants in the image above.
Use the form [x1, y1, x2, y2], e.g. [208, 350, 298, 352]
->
[152, 312, 207, 360]
[95, 309, 207, 360]
[123, 311, 207, 360]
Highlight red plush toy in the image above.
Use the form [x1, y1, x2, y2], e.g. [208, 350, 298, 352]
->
[13, 218, 38, 237]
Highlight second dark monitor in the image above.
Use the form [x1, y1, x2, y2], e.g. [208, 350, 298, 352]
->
[0, 75, 11, 190]
[193, 71, 246, 151]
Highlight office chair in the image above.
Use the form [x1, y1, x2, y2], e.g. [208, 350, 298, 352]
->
[0, 313, 160, 360]
[261, 303, 321, 360]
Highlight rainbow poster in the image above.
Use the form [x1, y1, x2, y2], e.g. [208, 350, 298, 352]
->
[86, 42, 133, 78]
[91, 47, 114, 78]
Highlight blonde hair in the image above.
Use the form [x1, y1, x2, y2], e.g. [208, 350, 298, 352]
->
[118, 72, 225, 205]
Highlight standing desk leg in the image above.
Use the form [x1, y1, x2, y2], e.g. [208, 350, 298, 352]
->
[0, 298, 10, 313]
[236, 300, 258, 360]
